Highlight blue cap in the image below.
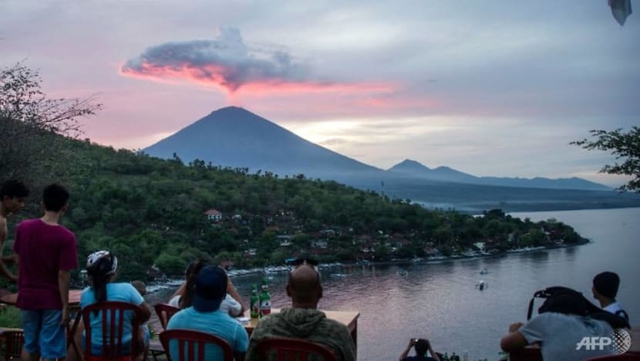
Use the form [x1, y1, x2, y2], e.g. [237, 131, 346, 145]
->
[192, 266, 228, 313]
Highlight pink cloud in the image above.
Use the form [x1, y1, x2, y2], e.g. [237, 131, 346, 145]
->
[119, 27, 400, 100]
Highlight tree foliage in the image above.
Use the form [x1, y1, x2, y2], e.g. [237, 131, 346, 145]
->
[0, 62, 101, 184]
[572, 127, 640, 192]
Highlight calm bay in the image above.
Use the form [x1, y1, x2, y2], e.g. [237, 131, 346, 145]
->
[149, 207, 640, 360]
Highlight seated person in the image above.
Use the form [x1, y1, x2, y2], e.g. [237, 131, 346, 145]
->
[500, 290, 617, 361]
[399, 338, 441, 361]
[168, 258, 243, 316]
[167, 265, 249, 361]
[71, 251, 152, 361]
[592, 271, 630, 323]
[246, 258, 356, 361]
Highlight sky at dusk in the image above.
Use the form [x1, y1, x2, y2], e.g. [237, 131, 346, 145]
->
[2, 1, 638, 186]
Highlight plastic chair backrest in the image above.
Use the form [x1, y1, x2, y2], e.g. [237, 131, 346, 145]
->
[82, 301, 143, 361]
[154, 303, 180, 331]
[159, 329, 234, 361]
[509, 348, 543, 361]
[3, 330, 24, 360]
[256, 337, 337, 361]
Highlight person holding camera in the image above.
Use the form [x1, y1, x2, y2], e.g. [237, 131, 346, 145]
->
[399, 338, 441, 361]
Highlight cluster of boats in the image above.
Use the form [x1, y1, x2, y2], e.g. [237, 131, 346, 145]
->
[145, 279, 184, 294]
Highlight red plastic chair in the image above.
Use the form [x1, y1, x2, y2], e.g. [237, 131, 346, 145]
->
[154, 303, 180, 331]
[256, 338, 337, 361]
[149, 304, 181, 361]
[159, 329, 234, 361]
[2, 330, 24, 360]
[82, 301, 143, 361]
[509, 347, 543, 361]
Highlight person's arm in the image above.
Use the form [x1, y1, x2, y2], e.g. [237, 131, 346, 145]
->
[139, 302, 152, 323]
[428, 344, 441, 361]
[225, 294, 243, 317]
[58, 270, 71, 326]
[226, 277, 246, 314]
[399, 338, 415, 361]
[234, 322, 249, 361]
[500, 322, 528, 352]
[170, 282, 187, 299]
[0, 220, 17, 282]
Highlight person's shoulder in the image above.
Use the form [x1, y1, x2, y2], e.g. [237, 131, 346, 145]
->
[112, 282, 139, 293]
[321, 317, 349, 330]
[16, 218, 38, 229]
[318, 317, 351, 336]
[57, 225, 76, 239]
[167, 308, 190, 328]
[253, 313, 283, 330]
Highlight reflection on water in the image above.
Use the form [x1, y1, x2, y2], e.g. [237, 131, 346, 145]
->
[148, 207, 640, 360]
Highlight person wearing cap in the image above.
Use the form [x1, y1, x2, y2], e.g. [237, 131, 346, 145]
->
[592, 271, 630, 322]
[70, 251, 152, 361]
[12, 183, 77, 361]
[167, 265, 249, 361]
[245, 259, 356, 361]
[168, 258, 244, 316]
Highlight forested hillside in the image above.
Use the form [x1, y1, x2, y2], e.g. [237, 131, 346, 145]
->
[2, 137, 584, 281]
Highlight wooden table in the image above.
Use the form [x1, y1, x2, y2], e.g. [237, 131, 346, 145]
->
[243, 308, 360, 351]
[0, 290, 84, 359]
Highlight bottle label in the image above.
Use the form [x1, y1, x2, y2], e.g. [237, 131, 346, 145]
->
[251, 300, 259, 318]
[260, 300, 271, 315]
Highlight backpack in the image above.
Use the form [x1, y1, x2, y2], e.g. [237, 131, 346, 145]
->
[527, 286, 630, 329]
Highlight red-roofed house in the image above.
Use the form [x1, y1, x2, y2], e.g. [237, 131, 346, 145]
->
[204, 209, 223, 222]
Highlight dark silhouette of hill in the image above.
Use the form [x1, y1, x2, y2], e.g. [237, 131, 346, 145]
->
[388, 159, 478, 183]
[387, 159, 611, 191]
[143, 107, 640, 212]
[144, 106, 383, 179]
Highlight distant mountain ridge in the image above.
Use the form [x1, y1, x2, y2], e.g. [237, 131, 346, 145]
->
[144, 107, 611, 193]
[387, 159, 611, 191]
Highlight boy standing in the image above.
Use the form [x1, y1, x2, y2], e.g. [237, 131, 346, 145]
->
[13, 184, 78, 361]
[0, 180, 29, 283]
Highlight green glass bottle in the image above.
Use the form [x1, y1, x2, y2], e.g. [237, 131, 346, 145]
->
[259, 278, 271, 317]
[250, 284, 259, 319]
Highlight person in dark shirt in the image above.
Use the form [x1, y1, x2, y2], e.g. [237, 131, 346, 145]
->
[399, 338, 441, 361]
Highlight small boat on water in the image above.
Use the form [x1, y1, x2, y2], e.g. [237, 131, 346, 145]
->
[397, 269, 408, 276]
[475, 280, 488, 291]
[479, 268, 489, 275]
[330, 273, 347, 278]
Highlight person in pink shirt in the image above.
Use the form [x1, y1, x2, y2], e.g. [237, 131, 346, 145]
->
[13, 183, 78, 361]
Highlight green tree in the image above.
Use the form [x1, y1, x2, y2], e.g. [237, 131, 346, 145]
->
[572, 127, 640, 192]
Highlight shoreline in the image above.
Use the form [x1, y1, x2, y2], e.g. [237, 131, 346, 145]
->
[144, 238, 591, 291]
